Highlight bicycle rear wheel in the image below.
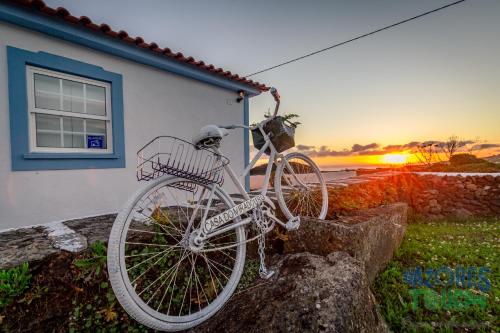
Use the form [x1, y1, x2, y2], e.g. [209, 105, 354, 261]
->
[274, 152, 328, 220]
[107, 176, 245, 331]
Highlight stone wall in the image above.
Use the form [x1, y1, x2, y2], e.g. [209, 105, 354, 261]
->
[328, 174, 500, 220]
[279, 203, 407, 282]
[0, 215, 115, 269]
[411, 175, 500, 219]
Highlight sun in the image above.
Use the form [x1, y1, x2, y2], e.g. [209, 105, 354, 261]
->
[382, 153, 408, 164]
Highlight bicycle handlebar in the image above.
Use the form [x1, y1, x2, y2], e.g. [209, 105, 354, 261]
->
[270, 87, 280, 117]
[218, 124, 250, 130]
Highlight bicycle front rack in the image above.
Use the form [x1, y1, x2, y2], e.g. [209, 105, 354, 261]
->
[137, 136, 229, 188]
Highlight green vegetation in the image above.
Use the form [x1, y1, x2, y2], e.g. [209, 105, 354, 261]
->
[275, 113, 301, 128]
[427, 154, 500, 172]
[373, 216, 499, 332]
[0, 263, 31, 309]
[238, 259, 260, 291]
[251, 112, 301, 128]
[69, 241, 151, 333]
[73, 241, 107, 280]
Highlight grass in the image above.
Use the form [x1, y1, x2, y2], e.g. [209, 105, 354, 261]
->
[373, 216, 499, 332]
[0, 263, 31, 309]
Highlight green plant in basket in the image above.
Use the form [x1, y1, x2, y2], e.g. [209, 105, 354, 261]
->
[252, 112, 301, 128]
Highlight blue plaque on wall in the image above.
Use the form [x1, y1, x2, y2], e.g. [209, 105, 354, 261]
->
[87, 135, 105, 149]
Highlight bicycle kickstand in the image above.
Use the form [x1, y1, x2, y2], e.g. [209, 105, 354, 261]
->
[257, 227, 275, 280]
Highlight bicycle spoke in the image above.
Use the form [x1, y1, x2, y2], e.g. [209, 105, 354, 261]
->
[127, 248, 173, 272]
[203, 255, 232, 280]
[131, 247, 183, 285]
[125, 251, 165, 258]
[125, 241, 181, 248]
[156, 250, 188, 312]
[200, 253, 222, 297]
[179, 255, 195, 316]
[145, 250, 188, 304]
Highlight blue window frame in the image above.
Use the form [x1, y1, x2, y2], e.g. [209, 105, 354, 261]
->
[7, 46, 125, 170]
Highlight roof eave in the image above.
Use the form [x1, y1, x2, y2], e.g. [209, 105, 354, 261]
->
[0, 2, 264, 96]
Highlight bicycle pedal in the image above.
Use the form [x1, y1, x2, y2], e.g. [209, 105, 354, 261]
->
[259, 270, 275, 280]
[285, 216, 301, 231]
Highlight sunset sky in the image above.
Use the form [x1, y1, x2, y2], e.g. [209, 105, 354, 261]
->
[45, 0, 500, 168]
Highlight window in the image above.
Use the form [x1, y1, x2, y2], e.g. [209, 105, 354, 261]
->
[7, 46, 125, 171]
[27, 66, 112, 153]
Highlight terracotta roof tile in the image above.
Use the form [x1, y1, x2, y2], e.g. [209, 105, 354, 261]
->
[54, 7, 69, 17]
[8, 0, 268, 92]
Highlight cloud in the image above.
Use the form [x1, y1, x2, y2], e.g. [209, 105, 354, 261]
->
[403, 141, 421, 149]
[459, 140, 475, 146]
[301, 143, 380, 157]
[309, 146, 351, 157]
[383, 144, 403, 152]
[296, 144, 315, 151]
[472, 143, 500, 150]
[358, 150, 386, 156]
[351, 143, 379, 152]
[420, 140, 442, 147]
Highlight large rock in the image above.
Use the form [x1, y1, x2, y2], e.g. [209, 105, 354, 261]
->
[277, 203, 407, 282]
[194, 252, 388, 333]
[0, 226, 59, 269]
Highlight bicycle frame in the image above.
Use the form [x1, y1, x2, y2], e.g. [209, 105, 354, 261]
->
[190, 121, 302, 245]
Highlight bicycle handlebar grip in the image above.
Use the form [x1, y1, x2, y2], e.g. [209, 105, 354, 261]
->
[270, 87, 281, 117]
[270, 87, 280, 103]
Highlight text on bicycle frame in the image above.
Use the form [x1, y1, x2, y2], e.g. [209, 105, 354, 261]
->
[202, 194, 266, 234]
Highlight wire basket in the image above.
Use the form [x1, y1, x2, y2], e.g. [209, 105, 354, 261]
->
[252, 116, 295, 154]
[137, 136, 229, 187]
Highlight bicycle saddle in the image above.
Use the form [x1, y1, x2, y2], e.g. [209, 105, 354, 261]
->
[193, 125, 229, 148]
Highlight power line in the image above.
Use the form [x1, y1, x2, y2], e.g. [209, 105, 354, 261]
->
[245, 0, 467, 77]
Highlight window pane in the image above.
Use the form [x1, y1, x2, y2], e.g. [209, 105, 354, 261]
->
[63, 117, 84, 133]
[64, 133, 85, 148]
[34, 74, 60, 110]
[36, 113, 61, 131]
[35, 114, 61, 148]
[86, 119, 106, 134]
[62, 80, 84, 113]
[36, 132, 61, 148]
[86, 84, 106, 116]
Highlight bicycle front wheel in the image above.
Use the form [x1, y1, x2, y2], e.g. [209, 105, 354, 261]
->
[107, 176, 246, 331]
[274, 152, 328, 220]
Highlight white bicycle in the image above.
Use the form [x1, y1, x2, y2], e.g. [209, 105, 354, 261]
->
[107, 88, 328, 331]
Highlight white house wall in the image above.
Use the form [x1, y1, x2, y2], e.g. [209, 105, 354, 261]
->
[0, 22, 246, 230]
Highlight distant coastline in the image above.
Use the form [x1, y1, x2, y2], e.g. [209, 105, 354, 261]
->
[320, 165, 380, 172]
